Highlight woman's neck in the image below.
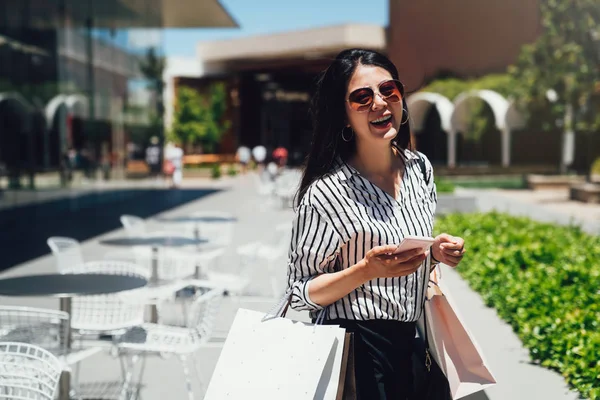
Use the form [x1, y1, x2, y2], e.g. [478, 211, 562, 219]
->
[351, 140, 398, 177]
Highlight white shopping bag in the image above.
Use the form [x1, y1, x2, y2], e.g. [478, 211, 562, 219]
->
[204, 308, 347, 400]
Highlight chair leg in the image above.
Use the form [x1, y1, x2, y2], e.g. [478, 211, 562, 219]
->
[190, 353, 205, 396]
[120, 354, 141, 400]
[133, 354, 148, 400]
[179, 355, 195, 400]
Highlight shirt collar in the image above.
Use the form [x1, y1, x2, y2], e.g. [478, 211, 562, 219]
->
[332, 157, 359, 181]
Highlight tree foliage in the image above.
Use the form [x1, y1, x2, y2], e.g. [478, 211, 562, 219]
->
[508, 0, 600, 133]
[170, 84, 231, 152]
[421, 73, 518, 101]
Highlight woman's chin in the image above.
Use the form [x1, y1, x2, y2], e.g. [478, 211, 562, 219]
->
[369, 124, 398, 141]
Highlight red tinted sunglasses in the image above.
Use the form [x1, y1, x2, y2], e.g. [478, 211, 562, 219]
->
[346, 79, 405, 112]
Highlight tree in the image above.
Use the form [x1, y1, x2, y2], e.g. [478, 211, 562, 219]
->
[138, 47, 166, 141]
[509, 0, 600, 173]
[170, 84, 231, 153]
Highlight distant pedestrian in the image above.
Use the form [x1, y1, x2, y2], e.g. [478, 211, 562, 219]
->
[236, 146, 251, 173]
[272, 146, 288, 168]
[252, 145, 267, 166]
[164, 142, 184, 188]
[145, 136, 161, 179]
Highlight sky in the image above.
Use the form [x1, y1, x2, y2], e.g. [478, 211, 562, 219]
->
[162, 0, 388, 57]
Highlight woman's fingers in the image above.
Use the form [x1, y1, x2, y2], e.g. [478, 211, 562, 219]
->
[442, 248, 465, 257]
[376, 248, 425, 263]
[367, 244, 398, 258]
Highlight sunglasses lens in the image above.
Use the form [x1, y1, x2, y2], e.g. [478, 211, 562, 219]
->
[348, 88, 374, 111]
[379, 80, 402, 102]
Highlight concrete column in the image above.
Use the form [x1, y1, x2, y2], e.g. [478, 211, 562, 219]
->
[502, 128, 511, 167]
[447, 129, 456, 168]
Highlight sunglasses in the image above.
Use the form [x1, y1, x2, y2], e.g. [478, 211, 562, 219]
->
[346, 79, 405, 112]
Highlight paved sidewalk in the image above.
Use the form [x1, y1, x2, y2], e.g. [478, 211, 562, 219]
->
[0, 173, 585, 399]
[458, 187, 600, 235]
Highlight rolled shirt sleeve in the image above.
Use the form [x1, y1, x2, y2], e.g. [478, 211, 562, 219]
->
[287, 204, 342, 311]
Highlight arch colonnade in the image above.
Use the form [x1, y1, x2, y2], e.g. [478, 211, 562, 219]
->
[407, 90, 525, 168]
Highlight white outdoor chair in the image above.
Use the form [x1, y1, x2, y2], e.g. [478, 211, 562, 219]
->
[0, 306, 69, 358]
[211, 222, 291, 299]
[0, 342, 63, 400]
[114, 246, 224, 283]
[47, 237, 84, 274]
[60, 261, 150, 335]
[119, 215, 147, 237]
[116, 284, 225, 400]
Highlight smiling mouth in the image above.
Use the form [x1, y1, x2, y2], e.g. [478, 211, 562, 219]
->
[370, 115, 392, 127]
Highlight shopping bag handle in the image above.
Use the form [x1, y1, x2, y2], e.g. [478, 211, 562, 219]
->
[261, 289, 327, 330]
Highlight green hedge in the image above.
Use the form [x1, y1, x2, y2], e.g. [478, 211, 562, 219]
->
[434, 177, 456, 193]
[435, 212, 600, 399]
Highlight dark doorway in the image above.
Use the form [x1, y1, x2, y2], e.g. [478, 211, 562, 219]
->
[414, 106, 448, 165]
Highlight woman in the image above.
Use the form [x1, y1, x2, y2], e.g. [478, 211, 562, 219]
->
[287, 49, 466, 399]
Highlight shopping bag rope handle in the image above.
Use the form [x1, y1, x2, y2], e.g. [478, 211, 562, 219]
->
[262, 289, 327, 332]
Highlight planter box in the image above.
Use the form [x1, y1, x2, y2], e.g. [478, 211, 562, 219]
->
[570, 183, 600, 204]
[526, 174, 585, 190]
[436, 194, 478, 214]
[183, 169, 213, 178]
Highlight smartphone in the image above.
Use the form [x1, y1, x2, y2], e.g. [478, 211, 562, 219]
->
[392, 235, 435, 254]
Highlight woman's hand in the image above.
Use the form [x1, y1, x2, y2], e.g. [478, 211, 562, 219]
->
[360, 245, 428, 280]
[431, 233, 465, 267]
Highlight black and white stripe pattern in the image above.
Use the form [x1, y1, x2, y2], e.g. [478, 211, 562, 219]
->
[287, 149, 437, 322]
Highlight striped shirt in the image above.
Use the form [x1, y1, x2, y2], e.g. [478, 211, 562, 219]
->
[287, 149, 437, 322]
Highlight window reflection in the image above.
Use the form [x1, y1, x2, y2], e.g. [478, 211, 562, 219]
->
[0, 0, 163, 199]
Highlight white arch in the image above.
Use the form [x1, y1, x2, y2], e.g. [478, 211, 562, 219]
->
[0, 92, 34, 113]
[450, 90, 525, 167]
[451, 89, 510, 132]
[45, 94, 68, 126]
[45, 94, 89, 126]
[407, 92, 455, 167]
[407, 92, 454, 132]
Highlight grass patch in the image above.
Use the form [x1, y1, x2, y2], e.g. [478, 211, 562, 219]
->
[435, 212, 600, 399]
[444, 176, 526, 190]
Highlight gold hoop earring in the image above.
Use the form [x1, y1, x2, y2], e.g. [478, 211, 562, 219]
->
[401, 107, 409, 125]
[341, 127, 354, 142]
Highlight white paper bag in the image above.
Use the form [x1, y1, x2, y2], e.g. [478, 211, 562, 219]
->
[204, 308, 346, 400]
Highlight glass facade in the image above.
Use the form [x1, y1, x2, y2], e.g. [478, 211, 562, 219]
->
[0, 0, 163, 192]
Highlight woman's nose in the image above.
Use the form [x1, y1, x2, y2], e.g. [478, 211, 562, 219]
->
[371, 93, 387, 110]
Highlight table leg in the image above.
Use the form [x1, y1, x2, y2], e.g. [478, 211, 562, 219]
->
[151, 246, 159, 284]
[150, 246, 159, 323]
[59, 297, 72, 400]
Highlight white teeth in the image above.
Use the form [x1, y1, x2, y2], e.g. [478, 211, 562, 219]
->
[371, 115, 391, 123]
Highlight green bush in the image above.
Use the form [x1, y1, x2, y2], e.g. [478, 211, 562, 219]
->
[210, 163, 221, 179]
[591, 158, 600, 176]
[435, 212, 600, 399]
[227, 164, 238, 176]
[435, 177, 456, 193]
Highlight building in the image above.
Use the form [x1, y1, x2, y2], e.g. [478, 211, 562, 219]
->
[0, 0, 236, 190]
[173, 24, 386, 165]
[171, 1, 549, 169]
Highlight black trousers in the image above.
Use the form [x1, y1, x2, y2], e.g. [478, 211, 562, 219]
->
[322, 318, 416, 400]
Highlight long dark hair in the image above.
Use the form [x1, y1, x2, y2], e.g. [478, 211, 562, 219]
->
[296, 49, 412, 204]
